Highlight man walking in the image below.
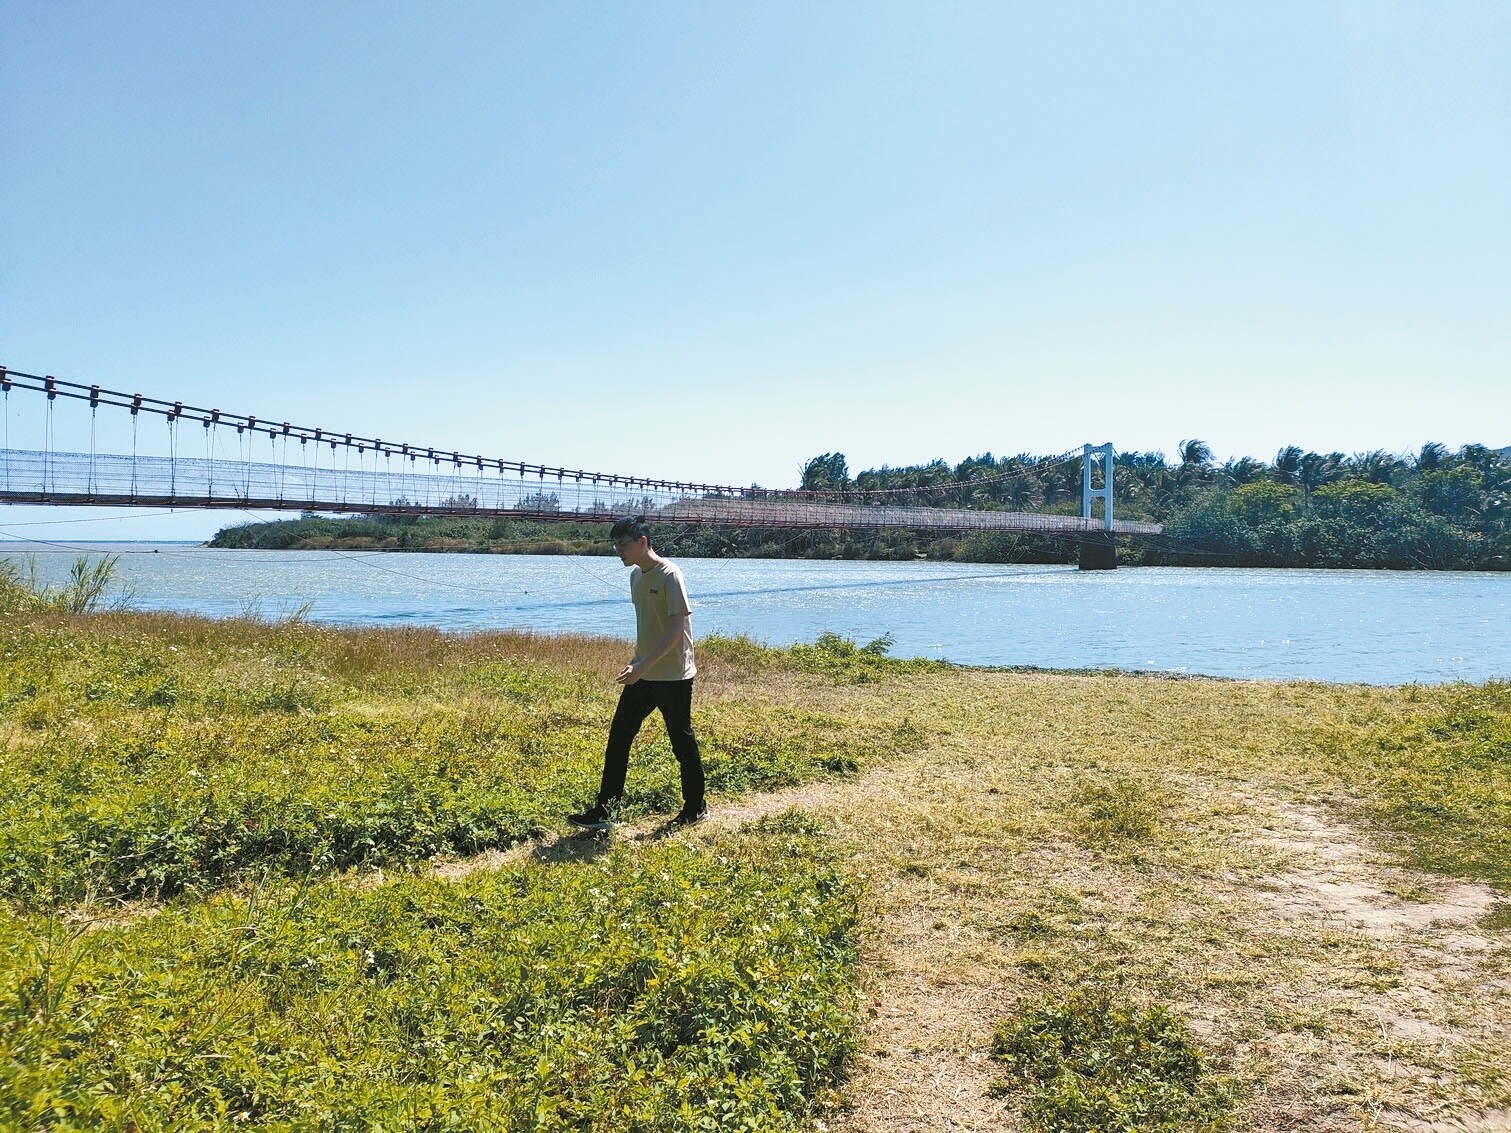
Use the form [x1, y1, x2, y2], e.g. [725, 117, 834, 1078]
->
[569, 515, 708, 830]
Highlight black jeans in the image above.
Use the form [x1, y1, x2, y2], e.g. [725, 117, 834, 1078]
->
[597, 678, 705, 810]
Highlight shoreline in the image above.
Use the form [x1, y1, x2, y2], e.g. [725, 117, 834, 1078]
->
[6, 536, 1509, 572]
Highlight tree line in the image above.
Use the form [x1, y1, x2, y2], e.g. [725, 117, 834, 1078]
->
[210, 441, 1508, 570]
[1128, 441, 1508, 569]
[793, 442, 1508, 569]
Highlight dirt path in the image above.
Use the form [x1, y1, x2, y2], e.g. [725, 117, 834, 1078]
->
[432, 760, 1026, 1131]
[1244, 797, 1509, 1132]
[425, 756, 1510, 1132]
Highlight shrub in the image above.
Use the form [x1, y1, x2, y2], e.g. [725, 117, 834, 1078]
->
[787, 632, 943, 684]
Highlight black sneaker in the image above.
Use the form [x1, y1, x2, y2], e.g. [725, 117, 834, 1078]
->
[670, 805, 709, 827]
[568, 804, 614, 831]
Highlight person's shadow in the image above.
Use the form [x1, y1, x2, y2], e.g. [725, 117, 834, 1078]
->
[528, 830, 612, 865]
[526, 820, 685, 864]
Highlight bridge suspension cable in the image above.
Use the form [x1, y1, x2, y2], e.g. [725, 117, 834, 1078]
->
[0, 365, 1161, 538]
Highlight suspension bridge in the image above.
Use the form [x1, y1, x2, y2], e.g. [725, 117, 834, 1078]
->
[0, 367, 1160, 564]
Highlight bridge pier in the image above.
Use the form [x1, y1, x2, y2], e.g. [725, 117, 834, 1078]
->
[1078, 534, 1117, 571]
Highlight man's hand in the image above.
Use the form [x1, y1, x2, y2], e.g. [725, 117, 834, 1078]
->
[616, 613, 687, 687]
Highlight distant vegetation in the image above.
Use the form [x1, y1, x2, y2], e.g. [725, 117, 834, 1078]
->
[211, 441, 1509, 570]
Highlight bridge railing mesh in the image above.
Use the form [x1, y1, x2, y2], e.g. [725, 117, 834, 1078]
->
[0, 449, 1162, 535]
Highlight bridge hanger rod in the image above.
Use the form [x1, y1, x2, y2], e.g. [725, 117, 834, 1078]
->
[1, 364, 1086, 503]
[0, 366, 746, 497]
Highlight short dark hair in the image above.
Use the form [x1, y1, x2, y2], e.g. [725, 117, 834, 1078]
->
[610, 515, 651, 544]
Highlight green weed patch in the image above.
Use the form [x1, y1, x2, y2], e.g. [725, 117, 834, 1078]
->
[0, 701, 601, 904]
[991, 989, 1230, 1132]
[1, 817, 859, 1131]
[8, 606, 1508, 1128]
[0, 620, 892, 906]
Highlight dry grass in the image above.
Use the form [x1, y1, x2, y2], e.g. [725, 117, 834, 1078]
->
[415, 664, 1509, 1130]
[648, 670, 1511, 1132]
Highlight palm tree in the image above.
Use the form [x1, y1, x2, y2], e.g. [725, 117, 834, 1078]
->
[1033, 455, 1083, 505]
[1297, 451, 1335, 505]
[1000, 470, 1045, 512]
[913, 459, 952, 506]
[1415, 442, 1450, 474]
[1220, 456, 1266, 488]
[1174, 439, 1214, 497]
[1115, 451, 1171, 510]
[1457, 444, 1500, 478]
[952, 455, 998, 508]
[1178, 439, 1213, 467]
[801, 452, 850, 492]
[1349, 450, 1401, 485]
[1274, 446, 1304, 487]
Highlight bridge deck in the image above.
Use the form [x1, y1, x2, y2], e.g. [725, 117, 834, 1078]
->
[0, 449, 1161, 536]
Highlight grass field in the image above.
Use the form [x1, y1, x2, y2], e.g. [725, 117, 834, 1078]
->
[1, 607, 1507, 1131]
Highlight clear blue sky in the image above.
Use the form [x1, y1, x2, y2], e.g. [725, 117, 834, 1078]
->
[2, 1, 1507, 540]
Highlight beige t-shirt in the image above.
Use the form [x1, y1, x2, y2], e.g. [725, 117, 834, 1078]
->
[630, 559, 697, 681]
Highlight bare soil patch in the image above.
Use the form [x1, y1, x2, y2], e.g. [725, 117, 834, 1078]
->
[1227, 795, 1510, 1131]
[1379, 1108, 1511, 1132]
[1257, 801, 1497, 937]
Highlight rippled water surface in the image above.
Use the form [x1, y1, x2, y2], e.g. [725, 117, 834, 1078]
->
[10, 544, 1508, 685]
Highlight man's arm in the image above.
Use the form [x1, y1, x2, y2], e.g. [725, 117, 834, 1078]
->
[617, 614, 690, 685]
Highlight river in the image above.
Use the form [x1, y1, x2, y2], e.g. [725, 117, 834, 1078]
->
[6, 544, 1507, 686]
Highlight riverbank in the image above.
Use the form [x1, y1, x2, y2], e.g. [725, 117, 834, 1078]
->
[12, 549, 1506, 684]
[205, 455, 1511, 572]
[2, 611, 1507, 1129]
[208, 512, 1088, 564]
